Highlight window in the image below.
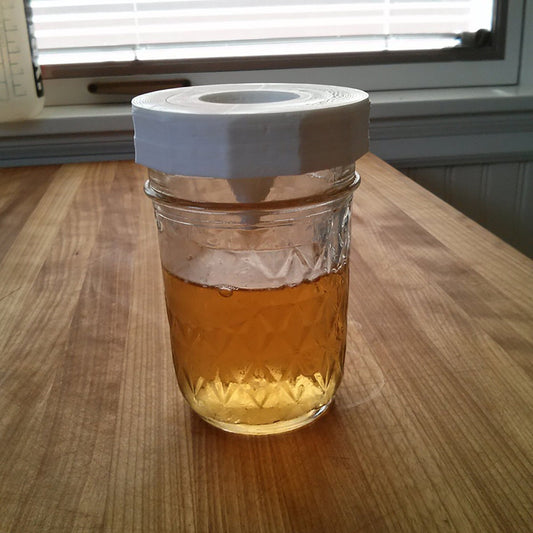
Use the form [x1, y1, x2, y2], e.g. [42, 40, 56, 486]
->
[33, 0, 496, 67]
[28, 0, 524, 104]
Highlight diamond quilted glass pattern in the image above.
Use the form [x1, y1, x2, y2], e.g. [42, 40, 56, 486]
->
[164, 261, 349, 429]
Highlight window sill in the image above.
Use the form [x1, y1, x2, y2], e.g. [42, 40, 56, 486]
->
[1, 85, 533, 167]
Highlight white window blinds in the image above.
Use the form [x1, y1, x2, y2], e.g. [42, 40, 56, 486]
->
[30, 0, 494, 66]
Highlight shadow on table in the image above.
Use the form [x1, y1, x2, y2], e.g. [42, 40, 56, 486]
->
[186, 402, 385, 532]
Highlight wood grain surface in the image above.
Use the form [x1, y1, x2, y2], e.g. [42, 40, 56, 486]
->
[1, 154, 532, 532]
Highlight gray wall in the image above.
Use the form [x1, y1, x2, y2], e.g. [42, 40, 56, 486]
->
[399, 161, 533, 258]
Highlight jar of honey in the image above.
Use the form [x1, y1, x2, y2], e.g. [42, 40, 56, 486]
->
[132, 83, 369, 435]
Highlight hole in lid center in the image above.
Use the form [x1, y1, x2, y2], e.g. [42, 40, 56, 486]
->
[199, 90, 299, 104]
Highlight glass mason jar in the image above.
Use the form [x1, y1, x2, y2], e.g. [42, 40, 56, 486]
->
[133, 83, 369, 435]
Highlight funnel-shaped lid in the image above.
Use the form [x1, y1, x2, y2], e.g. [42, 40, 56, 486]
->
[132, 83, 369, 180]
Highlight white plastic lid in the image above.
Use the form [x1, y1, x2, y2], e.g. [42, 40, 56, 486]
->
[132, 83, 369, 179]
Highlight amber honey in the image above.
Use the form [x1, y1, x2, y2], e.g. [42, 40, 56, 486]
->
[163, 265, 349, 434]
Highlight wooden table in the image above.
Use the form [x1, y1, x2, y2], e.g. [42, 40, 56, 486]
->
[1, 154, 532, 532]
